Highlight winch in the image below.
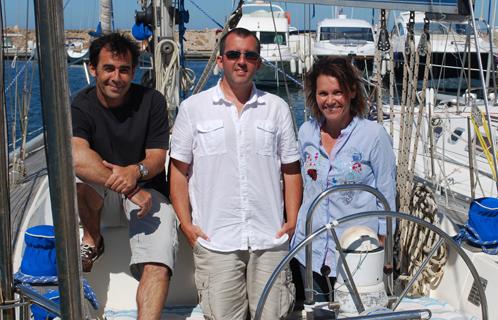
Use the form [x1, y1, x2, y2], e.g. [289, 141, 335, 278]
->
[335, 226, 388, 314]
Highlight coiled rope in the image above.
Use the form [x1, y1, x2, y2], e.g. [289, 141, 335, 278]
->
[154, 38, 195, 127]
[398, 184, 448, 296]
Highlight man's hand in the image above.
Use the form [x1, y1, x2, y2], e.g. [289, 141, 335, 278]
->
[276, 221, 296, 240]
[180, 223, 208, 247]
[103, 160, 140, 194]
[129, 189, 152, 218]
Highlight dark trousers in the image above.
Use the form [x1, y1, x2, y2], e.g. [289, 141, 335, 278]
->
[292, 259, 336, 303]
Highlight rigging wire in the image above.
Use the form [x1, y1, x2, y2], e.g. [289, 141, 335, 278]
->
[269, 0, 298, 136]
[192, 0, 303, 95]
[187, 0, 223, 29]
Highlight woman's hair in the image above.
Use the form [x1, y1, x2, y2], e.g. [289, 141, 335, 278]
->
[304, 56, 368, 121]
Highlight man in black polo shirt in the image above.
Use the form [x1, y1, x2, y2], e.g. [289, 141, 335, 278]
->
[71, 33, 177, 319]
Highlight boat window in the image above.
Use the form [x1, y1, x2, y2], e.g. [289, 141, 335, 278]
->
[449, 127, 464, 144]
[319, 27, 374, 42]
[259, 32, 287, 45]
[433, 126, 443, 142]
[453, 21, 487, 36]
[413, 22, 447, 35]
[453, 23, 469, 35]
[396, 23, 404, 36]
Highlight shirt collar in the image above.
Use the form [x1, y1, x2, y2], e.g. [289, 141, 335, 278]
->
[212, 79, 263, 106]
[315, 115, 358, 135]
[340, 116, 359, 137]
[310, 116, 360, 153]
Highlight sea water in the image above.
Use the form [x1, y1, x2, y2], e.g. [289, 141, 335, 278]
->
[4, 60, 306, 151]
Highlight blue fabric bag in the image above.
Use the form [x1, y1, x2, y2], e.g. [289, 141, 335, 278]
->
[468, 197, 498, 242]
[132, 22, 153, 40]
[30, 290, 59, 320]
[20, 225, 57, 277]
[455, 197, 498, 254]
[15, 225, 101, 312]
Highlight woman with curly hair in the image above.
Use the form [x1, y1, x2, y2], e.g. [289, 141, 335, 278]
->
[291, 56, 396, 302]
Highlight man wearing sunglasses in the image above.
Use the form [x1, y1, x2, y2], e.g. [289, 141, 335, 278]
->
[170, 27, 302, 319]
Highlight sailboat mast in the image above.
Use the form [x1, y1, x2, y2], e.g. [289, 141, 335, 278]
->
[100, 0, 114, 34]
[33, 0, 85, 318]
[0, 1, 14, 318]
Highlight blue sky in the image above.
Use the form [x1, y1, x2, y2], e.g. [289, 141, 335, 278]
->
[5, 0, 497, 31]
[6, 1, 355, 30]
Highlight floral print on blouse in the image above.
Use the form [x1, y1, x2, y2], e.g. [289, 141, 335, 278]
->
[291, 116, 396, 275]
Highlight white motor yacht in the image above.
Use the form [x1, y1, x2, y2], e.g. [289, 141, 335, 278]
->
[313, 15, 376, 70]
[391, 11, 493, 92]
[236, 1, 299, 86]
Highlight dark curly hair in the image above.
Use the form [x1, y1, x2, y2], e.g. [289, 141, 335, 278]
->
[305, 56, 367, 121]
[89, 32, 140, 68]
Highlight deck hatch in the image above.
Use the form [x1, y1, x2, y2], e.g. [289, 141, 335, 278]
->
[468, 276, 487, 307]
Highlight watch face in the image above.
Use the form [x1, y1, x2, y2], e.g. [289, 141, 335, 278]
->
[139, 163, 148, 177]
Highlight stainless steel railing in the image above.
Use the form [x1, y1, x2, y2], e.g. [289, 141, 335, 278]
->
[304, 184, 393, 305]
[254, 210, 488, 320]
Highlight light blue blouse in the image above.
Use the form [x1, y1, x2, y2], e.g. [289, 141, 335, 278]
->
[290, 116, 396, 275]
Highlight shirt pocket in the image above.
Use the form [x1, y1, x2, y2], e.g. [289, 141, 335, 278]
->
[255, 120, 277, 156]
[195, 120, 227, 156]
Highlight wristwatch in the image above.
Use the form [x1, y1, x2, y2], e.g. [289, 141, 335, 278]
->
[137, 163, 148, 180]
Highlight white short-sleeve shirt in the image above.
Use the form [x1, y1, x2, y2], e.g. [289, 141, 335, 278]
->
[170, 81, 299, 252]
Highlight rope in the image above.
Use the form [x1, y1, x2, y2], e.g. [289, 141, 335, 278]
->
[397, 20, 417, 213]
[388, 44, 395, 137]
[154, 38, 195, 127]
[396, 12, 414, 212]
[397, 184, 447, 296]
[470, 103, 497, 179]
[374, 9, 390, 124]
[408, 19, 432, 185]
[13, 272, 99, 310]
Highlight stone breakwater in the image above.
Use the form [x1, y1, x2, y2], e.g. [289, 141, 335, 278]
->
[4, 27, 218, 56]
[5, 26, 498, 59]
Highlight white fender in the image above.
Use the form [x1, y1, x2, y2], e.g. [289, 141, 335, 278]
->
[290, 58, 296, 74]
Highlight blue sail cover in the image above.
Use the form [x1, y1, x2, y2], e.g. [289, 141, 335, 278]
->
[89, 22, 103, 38]
[20, 225, 57, 277]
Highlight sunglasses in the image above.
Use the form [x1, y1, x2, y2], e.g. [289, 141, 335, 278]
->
[224, 50, 260, 61]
